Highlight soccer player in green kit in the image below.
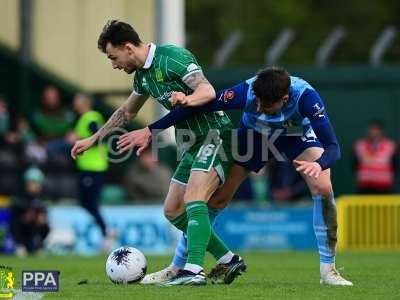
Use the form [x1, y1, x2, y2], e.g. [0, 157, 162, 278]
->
[71, 20, 245, 286]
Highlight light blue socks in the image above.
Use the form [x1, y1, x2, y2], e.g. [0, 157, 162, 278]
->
[312, 194, 337, 264]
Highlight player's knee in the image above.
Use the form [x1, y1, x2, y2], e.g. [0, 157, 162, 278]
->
[164, 204, 183, 220]
[183, 186, 211, 203]
[312, 182, 333, 197]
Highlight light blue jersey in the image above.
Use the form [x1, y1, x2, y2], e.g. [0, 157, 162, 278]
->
[242, 76, 316, 139]
[149, 73, 340, 170]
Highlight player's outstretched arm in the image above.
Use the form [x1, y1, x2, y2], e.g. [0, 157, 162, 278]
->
[117, 81, 249, 156]
[71, 91, 148, 159]
[116, 82, 249, 155]
[149, 81, 249, 132]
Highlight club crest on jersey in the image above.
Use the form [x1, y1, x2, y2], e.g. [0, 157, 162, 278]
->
[223, 90, 235, 102]
[155, 68, 163, 82]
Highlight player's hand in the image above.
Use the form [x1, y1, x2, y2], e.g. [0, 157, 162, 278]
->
[71, 136, 96, 159]
[170, 92, 188, 106]
[117, 127, 152, 156]
[293, 160, 322, 179]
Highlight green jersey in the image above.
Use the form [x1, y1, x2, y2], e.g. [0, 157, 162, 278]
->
[133, 44, 233, 138]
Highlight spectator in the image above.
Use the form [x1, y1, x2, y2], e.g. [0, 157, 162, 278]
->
[0, 97, 35, 194]
[123, 147, 172, 201]
[10, 167, 50, 256]
[353, 120, 397, 193]
[31, 85, 75, 141]
[31, 86, 75, 161]
[67, 93, 112, 251]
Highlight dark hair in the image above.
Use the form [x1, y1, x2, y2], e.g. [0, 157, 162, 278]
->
[252, 67, 290, 104]
[98, 20, 142, 53]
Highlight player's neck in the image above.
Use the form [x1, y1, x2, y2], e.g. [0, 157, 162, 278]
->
[137, 43, 151, 68]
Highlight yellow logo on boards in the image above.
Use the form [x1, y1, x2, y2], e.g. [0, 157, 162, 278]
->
[0, 266, 14, 299]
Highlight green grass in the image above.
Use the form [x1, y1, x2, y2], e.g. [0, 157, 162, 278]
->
[1, 251, 399, 300]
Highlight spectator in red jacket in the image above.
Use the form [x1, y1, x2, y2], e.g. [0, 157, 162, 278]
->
[353, 121, 397, 193]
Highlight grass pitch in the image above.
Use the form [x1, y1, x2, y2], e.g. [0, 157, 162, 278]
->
[2, 251, 399, 300]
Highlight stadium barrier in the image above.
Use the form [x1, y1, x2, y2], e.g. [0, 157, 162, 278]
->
[42, 205, 317, 255]
[337, 195, 400, 250]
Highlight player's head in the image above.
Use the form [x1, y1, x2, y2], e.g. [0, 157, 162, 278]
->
[253, 67, 290, 114]
[98, 20, 143, 74]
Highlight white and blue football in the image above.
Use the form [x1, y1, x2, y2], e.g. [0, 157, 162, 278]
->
[106, 246, 147, 284]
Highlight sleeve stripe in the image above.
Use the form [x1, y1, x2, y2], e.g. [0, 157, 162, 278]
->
[182, 69, 202, 81]
[132, 90, 142, 96]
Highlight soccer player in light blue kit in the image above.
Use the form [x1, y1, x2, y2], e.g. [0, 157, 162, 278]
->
[131, 67, 353, 286]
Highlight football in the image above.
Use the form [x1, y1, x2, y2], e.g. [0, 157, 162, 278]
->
[105, 246, 147, 284]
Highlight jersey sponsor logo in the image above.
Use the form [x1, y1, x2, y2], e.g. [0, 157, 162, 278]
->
[155, 68, 163, 82]
[312, 103, 325, 118]
[187, 63, 200, 73]
[157, 92, 172, 103]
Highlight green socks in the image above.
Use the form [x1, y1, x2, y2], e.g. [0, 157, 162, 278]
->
[186, 201, 211, 267]
[170, 211, 188, 232]
[207, 228, 230, 261]
[170, 201, 230, 268]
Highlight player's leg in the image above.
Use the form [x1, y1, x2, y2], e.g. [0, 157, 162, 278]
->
[145, 204, 222, 285]
[184, 169, 222, 271]
[141, 180, 186, 284]
[142, 152, 226, 285]
[206, 164, 250, 284]
[161, 169, 221, 286]
[164, 167, 244, 277]
[162, 132, 239, 285]
[294, 147, 353, 286]
[208, 164, 250, 209]
[170, 204, 221, 271]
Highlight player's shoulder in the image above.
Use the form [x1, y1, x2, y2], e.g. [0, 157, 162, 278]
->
[157, 44, 195, 59]
[290, 76, 314, 90]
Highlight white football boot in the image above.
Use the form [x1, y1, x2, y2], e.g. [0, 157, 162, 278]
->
[320, 263, 353, 286]
[140, 265, 180, 284]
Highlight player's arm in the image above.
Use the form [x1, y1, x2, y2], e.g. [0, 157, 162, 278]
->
[295, 89, 341, 174]
[116, 82, 248, 155]
[170, 70, 216, 107]
[71, 91, 148, 159]
[148, 81, 249, 131]
[94, 91, 147, 142]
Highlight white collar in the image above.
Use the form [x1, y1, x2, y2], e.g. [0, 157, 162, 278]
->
[143, 43, 156, 69]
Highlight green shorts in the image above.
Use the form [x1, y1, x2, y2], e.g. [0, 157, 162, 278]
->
[172, 130, 233, 185]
